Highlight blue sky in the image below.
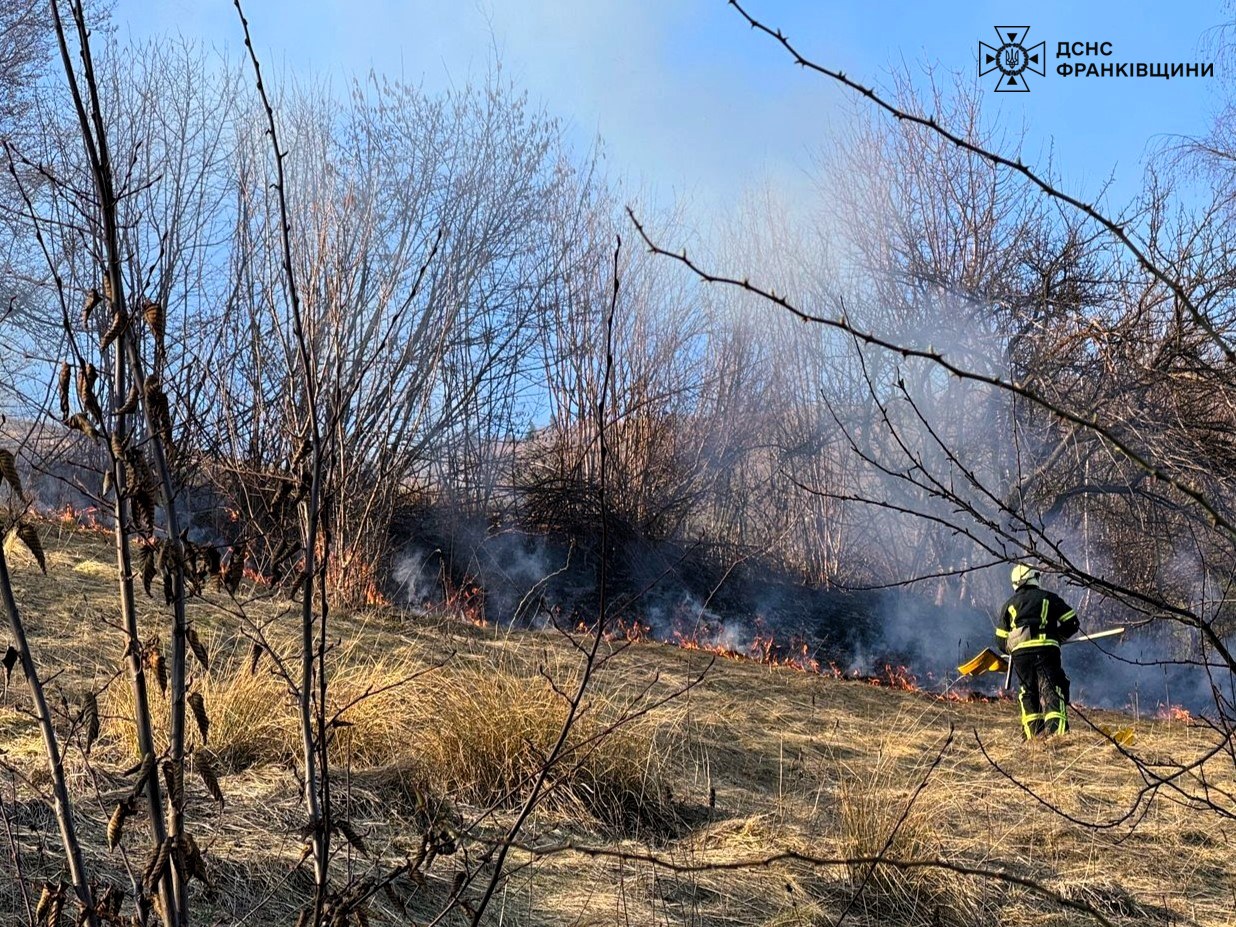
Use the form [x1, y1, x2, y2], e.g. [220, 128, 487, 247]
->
[116, 0, 1228, 214]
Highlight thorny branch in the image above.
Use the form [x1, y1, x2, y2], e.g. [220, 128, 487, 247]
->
[232, 2, 332, 919]
[48, 1, 192, 920]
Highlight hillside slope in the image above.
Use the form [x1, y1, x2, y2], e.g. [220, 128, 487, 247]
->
[1, 524, 1231, 926]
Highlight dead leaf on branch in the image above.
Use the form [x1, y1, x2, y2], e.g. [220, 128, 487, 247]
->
[2, 645, 18, 686]
[57, 362, 71, 420]
[142, 297, 165, 351]
[179, 832, 211, 887]
[126, 751, 155, 801]
[143, 375, 174, 455]
[0, 448, 23, 498]
[162, 758, 184, 809]
[108, 799, 134, 850]
[336, 819, 370, 857]
[138, 542, 157, 596]
[83, 288, 102, 325]
[248, 640, 264, 675]
[5, 522, 47, 573]
[76, 363, 103, 423]
[100, 306, 128, 353]
[114, 383, 140, 416]
[82, 692, 99, 754]
[66, 413, 100, 442]
[145, 643, 167, 696]
[34, 882, 56, 924]
[188, 691, 209, 743]
[196, 750, 224, 806]
[142, 838, 173, 896]
[124, 445, 154, 488]
[132, 489, 156, 534]
[186, 626, 209, 671]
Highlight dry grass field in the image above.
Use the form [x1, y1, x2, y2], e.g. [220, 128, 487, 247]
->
[2, 523, 1232, 926]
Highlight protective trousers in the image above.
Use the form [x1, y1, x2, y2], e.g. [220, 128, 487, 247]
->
[1012, 649, 1070, 739]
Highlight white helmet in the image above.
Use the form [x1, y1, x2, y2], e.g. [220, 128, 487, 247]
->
[1011, 564, 1040, 589]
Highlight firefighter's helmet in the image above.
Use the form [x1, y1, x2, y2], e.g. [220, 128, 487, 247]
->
[1011, 564, 1040, 589]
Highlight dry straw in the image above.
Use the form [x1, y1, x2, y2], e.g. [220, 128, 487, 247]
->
[102, 636, 673, 834]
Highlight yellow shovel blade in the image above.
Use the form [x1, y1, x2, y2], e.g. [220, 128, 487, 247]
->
[958, 647, 1008, 677]
[1099, 725, 1136, 747]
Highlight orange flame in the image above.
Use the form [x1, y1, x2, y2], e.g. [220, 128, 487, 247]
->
[443, 576, 487, 627]
[54, 503, 110, 534]
[1157, 705, 1193, 724]
[572, 616, 653, 642]
[242, 566, 269, 586]
[639, 617, 944, 695]
[364, 584, 391, 607]
[877, 664, 918, 691]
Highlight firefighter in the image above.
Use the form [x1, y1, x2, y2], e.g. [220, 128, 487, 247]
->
[996, 564, 1079, 739]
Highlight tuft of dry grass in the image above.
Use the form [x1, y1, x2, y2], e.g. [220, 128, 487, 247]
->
[400, 665, 676, 835]
[100, 636, 674, 835]
[834, 750, 986, 927]
[102, 642, 292, 771]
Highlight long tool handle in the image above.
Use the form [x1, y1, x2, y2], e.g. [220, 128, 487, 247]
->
[1064, 627, 1126, 645]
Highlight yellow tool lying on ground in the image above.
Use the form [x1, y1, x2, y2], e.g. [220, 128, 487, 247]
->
[957, 647, 1007, 676]
[956, 627, 1127, 677]
[1098, 724, 1136, 746]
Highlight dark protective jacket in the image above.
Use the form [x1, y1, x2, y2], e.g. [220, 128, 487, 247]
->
[995, 586, 1079, 654]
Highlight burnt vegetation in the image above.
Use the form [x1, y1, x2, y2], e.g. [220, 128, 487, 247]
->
[0, 1, 1234, 925]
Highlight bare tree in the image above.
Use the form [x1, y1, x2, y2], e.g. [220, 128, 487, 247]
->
[195, 68, 582, 605]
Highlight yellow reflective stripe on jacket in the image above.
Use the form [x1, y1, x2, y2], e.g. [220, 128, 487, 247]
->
[995, 628, 1009, 638]
[1011, 635, 1059, 651]
[1058, 609, 1076, 623]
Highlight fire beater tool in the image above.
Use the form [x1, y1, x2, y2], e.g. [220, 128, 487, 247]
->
[957, 626, 1128, 679]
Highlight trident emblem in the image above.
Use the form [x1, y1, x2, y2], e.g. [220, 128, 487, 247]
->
[979, 27, 1045, 92]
